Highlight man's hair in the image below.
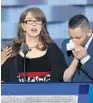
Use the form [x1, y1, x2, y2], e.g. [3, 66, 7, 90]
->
[68, 14, 90, 29]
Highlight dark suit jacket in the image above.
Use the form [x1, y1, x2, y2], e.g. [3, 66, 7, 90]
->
[62, 38, 93, 82]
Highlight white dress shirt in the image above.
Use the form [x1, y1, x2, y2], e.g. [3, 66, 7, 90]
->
[80, 34, 93, 64]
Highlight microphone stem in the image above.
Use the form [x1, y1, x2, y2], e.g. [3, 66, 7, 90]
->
[78, 62, 93, 81]
[24, 54, 26, 82]
[80, 67, 93, 81]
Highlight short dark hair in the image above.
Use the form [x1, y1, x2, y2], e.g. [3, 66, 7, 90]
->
[68, 14, 90, 29]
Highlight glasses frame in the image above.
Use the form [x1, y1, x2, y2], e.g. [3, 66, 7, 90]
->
[23, 19, 42, 25]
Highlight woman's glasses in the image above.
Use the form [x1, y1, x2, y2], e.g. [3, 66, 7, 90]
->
[23, 19, 42, 25]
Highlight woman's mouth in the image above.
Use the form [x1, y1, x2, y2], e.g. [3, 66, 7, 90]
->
[31, 28, 37, 32]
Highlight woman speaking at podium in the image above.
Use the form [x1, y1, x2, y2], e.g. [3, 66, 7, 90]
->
[1, 7, 67, 82]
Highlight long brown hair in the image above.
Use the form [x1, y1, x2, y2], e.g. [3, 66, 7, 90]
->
[11, 7, 53, 56]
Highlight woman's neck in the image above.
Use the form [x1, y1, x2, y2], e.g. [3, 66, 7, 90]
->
[25, 36, 39, 48]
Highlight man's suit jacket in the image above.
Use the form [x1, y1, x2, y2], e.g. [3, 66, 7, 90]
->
[62, 38, 93, 82]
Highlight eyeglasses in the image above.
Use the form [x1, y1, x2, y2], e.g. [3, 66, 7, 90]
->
[23, 20, 42, 25]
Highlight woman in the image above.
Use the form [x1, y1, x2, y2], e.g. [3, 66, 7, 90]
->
[1, 7, 67, 82]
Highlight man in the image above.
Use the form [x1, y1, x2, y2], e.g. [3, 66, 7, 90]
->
[62, 14, 93, 82]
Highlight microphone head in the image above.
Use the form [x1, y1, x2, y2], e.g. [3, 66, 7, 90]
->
[21, 43, 29, 55]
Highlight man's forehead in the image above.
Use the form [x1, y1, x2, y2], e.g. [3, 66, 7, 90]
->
[68, 28, 85, 38]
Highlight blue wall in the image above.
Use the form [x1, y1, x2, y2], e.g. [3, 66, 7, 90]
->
[1, 0, 93, 49]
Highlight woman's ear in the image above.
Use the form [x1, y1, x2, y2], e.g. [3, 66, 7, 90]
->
[21, 23, 26, 31]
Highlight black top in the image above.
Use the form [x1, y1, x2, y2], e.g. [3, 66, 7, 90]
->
[1, 43, 67, 82]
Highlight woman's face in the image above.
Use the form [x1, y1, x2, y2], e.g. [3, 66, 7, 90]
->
[22, 12, 43, 38]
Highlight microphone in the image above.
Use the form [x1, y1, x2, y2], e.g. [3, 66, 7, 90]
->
[21, 43, 29, 82]
[21, 43, 29, 55]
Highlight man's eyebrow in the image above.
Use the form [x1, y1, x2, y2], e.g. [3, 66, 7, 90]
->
[70, 36, 82, 39]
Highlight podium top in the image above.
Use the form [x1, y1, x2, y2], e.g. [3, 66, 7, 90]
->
[1, 83, 90, 95]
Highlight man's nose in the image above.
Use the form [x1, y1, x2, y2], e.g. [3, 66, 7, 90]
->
[72, 39, 80, 45]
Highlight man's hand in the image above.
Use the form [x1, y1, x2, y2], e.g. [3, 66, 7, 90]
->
[72, 46, 87, 60]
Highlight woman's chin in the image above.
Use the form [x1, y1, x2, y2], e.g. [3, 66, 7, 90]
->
[29, 34, 39, 38]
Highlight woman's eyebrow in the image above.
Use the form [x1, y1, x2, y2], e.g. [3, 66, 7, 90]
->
[25, 18, 35, 20]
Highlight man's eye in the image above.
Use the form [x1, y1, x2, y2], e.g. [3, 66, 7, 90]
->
[28, 20, 32, 22]
[76, 37, 81, 39]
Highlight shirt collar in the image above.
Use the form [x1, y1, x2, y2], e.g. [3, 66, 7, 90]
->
[85, 34, 93, 49]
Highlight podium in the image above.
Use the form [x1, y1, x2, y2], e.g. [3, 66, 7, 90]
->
[1, 83, 93, 103]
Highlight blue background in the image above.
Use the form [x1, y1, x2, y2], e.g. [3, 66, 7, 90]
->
[1, 0, 93, 49]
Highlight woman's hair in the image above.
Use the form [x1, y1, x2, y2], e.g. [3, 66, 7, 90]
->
[11, 7, 53, 56]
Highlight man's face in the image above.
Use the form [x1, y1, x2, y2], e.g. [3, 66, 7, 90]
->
[68, 27, 89, 46]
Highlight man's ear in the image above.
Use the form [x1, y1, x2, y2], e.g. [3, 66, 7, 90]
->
[21, 23, 25, 31]
[87, 29, 92, 37]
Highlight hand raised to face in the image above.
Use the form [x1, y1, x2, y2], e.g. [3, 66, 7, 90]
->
[72, 46, 87, 60]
